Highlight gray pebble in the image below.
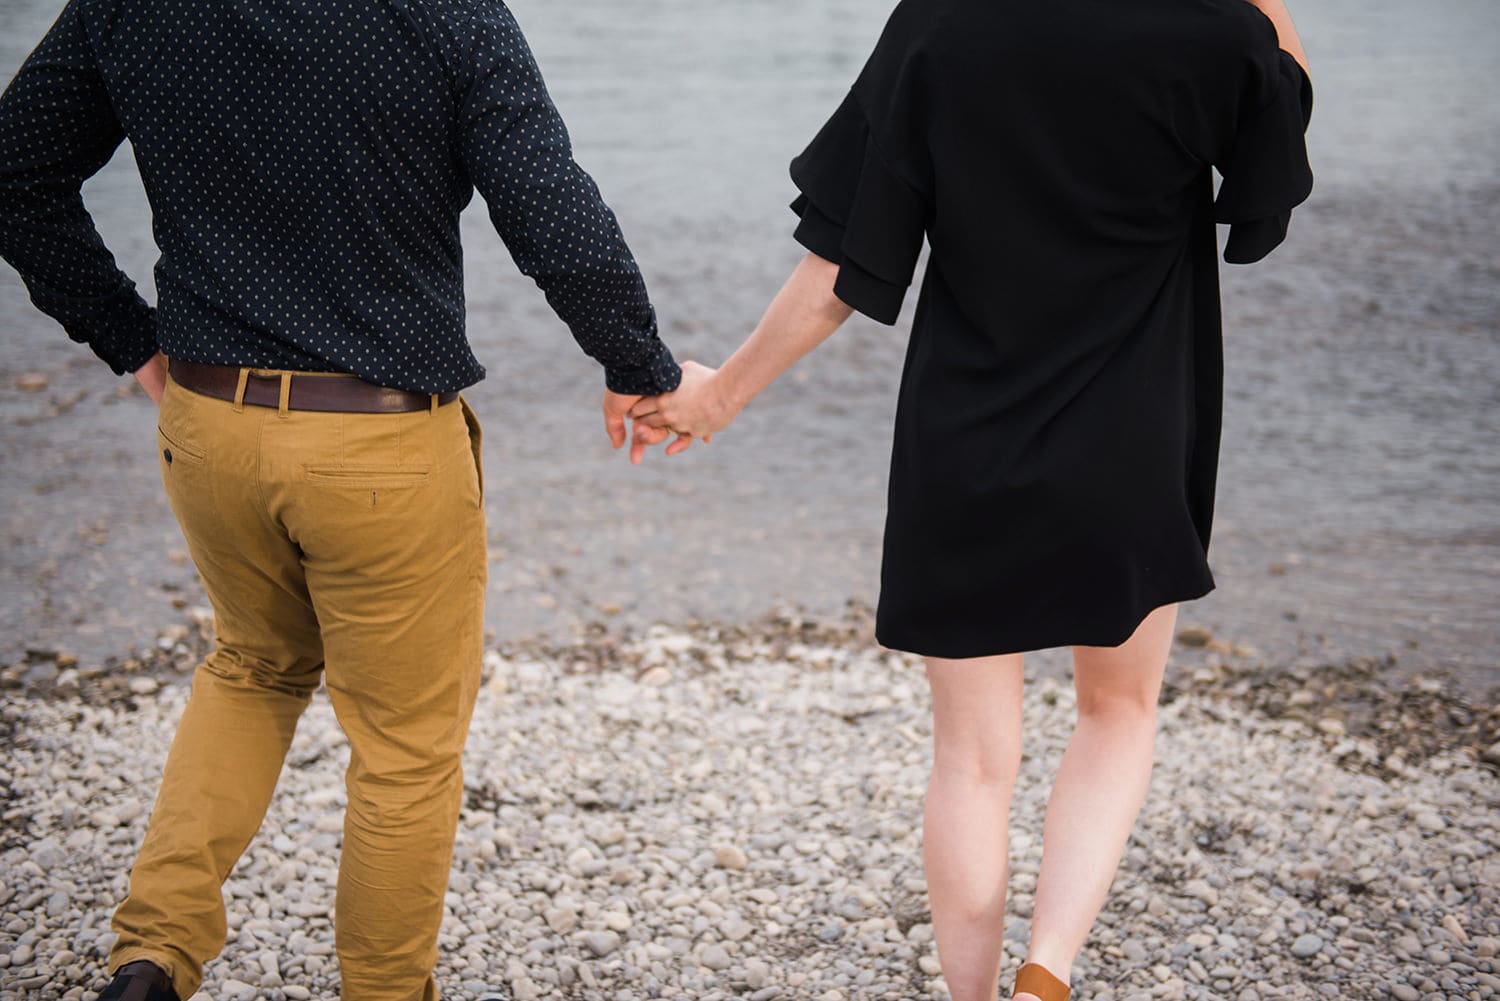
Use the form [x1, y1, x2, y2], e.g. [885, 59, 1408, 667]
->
[582, 931, 620, 958]
[1291, 934, 1324, 959]
[698, 945, 732, 971]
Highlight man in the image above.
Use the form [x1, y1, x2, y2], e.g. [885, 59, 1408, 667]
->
[0, 0, 679, 998]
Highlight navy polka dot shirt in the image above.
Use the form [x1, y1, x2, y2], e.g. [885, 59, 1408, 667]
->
[0, 0, 681, 396]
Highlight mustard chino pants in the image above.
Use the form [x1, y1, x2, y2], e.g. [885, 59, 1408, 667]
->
[109, 372, 487, 1001]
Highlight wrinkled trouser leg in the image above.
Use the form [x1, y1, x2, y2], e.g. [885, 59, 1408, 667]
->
[111, 375, 325, 1000]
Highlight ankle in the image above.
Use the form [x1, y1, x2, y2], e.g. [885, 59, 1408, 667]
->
[1022, 948, 1074, 980]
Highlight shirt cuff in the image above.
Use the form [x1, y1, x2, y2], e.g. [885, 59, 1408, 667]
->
[27, 279, 159, 375]
[605, 341, 682, 396]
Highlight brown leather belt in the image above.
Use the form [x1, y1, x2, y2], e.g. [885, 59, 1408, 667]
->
[169, 360, 458, 414]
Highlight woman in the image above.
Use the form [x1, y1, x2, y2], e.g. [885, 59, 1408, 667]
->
[631, 0, 1311, 998]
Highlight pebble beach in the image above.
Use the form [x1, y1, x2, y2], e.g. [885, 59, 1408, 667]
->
[2, 614, 1496, 1001]
[2, 0, 1498, 997]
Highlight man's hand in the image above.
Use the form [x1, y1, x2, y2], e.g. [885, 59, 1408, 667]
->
[602, 389, 645, 451]
[134, 352, 167, 406]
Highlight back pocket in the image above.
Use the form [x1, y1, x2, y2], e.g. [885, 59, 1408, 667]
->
[303, 465, 431, 490]
[157, 425, 207, 467]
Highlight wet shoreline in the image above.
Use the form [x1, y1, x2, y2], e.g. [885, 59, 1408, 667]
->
[5, 602, 1495, 773]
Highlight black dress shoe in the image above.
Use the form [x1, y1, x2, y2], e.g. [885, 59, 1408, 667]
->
[98, 961, 181, 1001]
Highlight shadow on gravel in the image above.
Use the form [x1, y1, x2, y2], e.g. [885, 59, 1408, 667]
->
[0, 710, 23, 853]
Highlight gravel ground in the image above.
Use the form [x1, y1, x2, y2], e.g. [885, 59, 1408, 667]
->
[1, 615, 1496, 1001]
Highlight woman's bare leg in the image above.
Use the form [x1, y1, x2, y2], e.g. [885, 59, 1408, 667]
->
[924, 654, 1026, 1001]
[1017, 604, 1178, 997]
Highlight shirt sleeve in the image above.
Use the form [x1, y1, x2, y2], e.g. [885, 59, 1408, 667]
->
[0, 0, 158, 376]
[1212, 20, 1315, 264]
[458, 1, 679, 396]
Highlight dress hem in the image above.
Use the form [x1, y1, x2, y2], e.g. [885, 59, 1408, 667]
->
[873, 581, 1216, 660]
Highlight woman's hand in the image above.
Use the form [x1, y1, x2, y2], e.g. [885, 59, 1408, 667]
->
[626, 361, 742, 462]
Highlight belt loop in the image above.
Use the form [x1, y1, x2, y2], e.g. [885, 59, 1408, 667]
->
[430, 393, 439, 416]
[233, 368, 250, 413]
[278, 373, 292, 417]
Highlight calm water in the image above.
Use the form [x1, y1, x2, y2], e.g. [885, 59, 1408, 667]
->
[1, 0, 1497, 694]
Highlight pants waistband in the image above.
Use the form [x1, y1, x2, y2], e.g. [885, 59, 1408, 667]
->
[168, 360, 457, 414]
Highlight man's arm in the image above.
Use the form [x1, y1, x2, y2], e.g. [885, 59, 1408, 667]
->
[0, 0, 159, 377]
[458, 1, 679, 400]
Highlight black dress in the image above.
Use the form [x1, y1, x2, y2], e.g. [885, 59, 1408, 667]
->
[789, 0, 1313, 658]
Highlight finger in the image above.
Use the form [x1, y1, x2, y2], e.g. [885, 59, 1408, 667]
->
[665, 433, 695, 457]
[630, 426, 653, 464]
[604, 410, 627, 449]
[630, 423, 669, 465]
[633, 423, 672, 445]
[633, 412, 671, 430]
[628, 400, 660, 420]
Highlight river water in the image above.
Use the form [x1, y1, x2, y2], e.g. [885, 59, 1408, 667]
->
[1, 0, 1496, 696]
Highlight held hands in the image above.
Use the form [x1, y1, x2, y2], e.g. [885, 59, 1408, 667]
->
[615, 361, 741, 464]
[599, 364, 729, 464]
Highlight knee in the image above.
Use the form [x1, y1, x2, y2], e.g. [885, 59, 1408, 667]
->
[1075, 688, 1158, 725]
[939, 886, 1008, 929]
[345, 758, 463, 834]
[199, 652, 321, 700]
[931, 730, 1023, 788]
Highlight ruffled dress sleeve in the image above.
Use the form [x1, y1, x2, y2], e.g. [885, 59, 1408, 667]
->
[789, 92, 930, 325]
[1213, 49, 1314, 264]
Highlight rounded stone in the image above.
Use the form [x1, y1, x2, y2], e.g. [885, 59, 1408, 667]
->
[714, 845, 749, 870]
[582, 931, 620, 957]
[1291, 935, 1324, 960]
[698, 945, 732, 971]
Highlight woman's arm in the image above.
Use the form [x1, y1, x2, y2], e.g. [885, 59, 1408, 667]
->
[628, 252, 854, 460]
[1245, 0, 1308, 75]
[717, 253, 855, 414]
